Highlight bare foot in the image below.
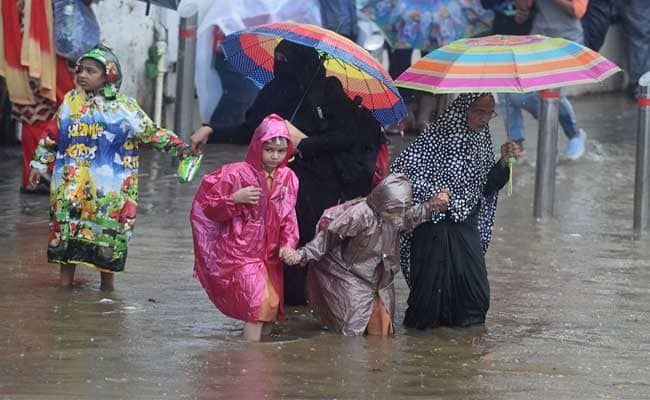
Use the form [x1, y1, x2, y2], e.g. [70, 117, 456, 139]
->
[262, 323, 274, 336]
[243, 322, 263, 341]
[59, 263, 76, 288]
[100, 272, 114, 292]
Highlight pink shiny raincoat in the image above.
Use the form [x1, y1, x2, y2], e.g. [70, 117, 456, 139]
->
[191, 114, 299, 322]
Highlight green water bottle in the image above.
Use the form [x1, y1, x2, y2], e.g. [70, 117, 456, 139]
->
[177, 153, 204, 184]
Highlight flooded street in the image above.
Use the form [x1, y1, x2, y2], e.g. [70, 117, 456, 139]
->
[1, 92, 649, 399]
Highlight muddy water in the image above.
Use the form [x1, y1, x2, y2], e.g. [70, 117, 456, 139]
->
[0, 92, 648, 399]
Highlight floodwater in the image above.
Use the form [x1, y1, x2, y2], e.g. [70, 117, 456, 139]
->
[0, 92, 648, 399]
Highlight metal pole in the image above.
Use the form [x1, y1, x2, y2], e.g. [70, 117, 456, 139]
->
[633, 72, 650, 234]
[174, 3, 198, 144]
[533, 89, 560, 219]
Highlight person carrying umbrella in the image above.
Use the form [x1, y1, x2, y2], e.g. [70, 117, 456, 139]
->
[190, 39, 385, 305]
[390, 93, 521, 329]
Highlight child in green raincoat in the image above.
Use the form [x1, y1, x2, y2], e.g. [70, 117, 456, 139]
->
[29, 44, 189, 291]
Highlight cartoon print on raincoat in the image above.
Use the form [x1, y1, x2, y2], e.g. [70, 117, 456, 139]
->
[191, 114, 299, 323]
[31, 45, 186, 272]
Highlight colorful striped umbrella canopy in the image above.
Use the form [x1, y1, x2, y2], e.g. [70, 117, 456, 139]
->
[221, 22, 406, 126]
[395, 35, 622, 94]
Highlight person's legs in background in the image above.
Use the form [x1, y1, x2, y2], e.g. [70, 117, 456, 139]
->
[581, 0, 620, 51]
[501, 91, 585, 160]
[558, 94, 586, 160]
[388, 48, 417, 134]
[499, 92, 533, 154]
[621, 0, 650, 99]
[414, 93, 437, 133]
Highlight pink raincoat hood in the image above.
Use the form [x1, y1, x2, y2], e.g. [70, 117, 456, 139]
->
[245, 113, 294, 171]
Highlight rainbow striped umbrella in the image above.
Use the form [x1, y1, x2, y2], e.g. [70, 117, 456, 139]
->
[221, 22, 406, 126]
[395, 35, 622, 94]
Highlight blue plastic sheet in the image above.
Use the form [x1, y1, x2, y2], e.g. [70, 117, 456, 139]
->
[53, 0, 100, 61]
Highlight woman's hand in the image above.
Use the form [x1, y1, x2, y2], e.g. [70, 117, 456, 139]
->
[427, 188, 451, 212]
[500, 141, 522, 166]
[190, 126, 213, 154]
[285, 120, 307, 148]
[280, 247, 302, 266]
[233, 186, 263, 205]
[29, 168, 42, 188]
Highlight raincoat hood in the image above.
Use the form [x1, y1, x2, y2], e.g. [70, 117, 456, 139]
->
[78, 44, 122, 99]
[366, 173, 413, 216]
[245, 113, 294, 171]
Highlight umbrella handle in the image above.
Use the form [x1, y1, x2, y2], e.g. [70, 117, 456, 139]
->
[289, 58, 326, 123]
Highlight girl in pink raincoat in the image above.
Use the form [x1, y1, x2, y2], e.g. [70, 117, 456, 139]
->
[190, 114, 299, 341]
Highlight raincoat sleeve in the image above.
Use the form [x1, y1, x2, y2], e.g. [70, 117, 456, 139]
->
[30, 115, 60, 178]
[278, 174, 300, 249]
[126, 98, 186, 154]
[299, 206, 368, 265]
[195, 168, 243, 222]
[483, 161, 509, 196]
[402, 202, 434, 233]
[279, 208, 299, 249]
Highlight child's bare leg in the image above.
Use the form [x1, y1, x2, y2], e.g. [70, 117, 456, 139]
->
[59, 263, 76, 288]
[243, 322, 263, 341]
[262, 322, 273, 336]
[100, 271, 114, 292]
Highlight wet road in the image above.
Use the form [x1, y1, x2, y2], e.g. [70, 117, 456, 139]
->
[0, 92, 648, 399]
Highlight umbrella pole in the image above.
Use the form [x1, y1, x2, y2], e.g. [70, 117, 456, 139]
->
[503, 94, 514, 197]
[633, 72, 650, 235]
[173, 4, 198, 148]
[289, 61, 326, 123]
[533, 90, 560, 219]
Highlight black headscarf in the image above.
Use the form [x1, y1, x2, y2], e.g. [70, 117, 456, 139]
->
[390, 93, 499, 278]
[273, 40, 325, 91]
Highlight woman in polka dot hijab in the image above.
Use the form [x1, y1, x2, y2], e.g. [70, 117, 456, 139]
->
[390, 92, 521, 329]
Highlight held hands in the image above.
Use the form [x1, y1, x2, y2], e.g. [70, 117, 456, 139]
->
[279, 247, 302, 266]
[233, 186, 263, 205]
[500, 141, 523, 167]
[427, 188, 451, 212]
[189, 126, 213, 154]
